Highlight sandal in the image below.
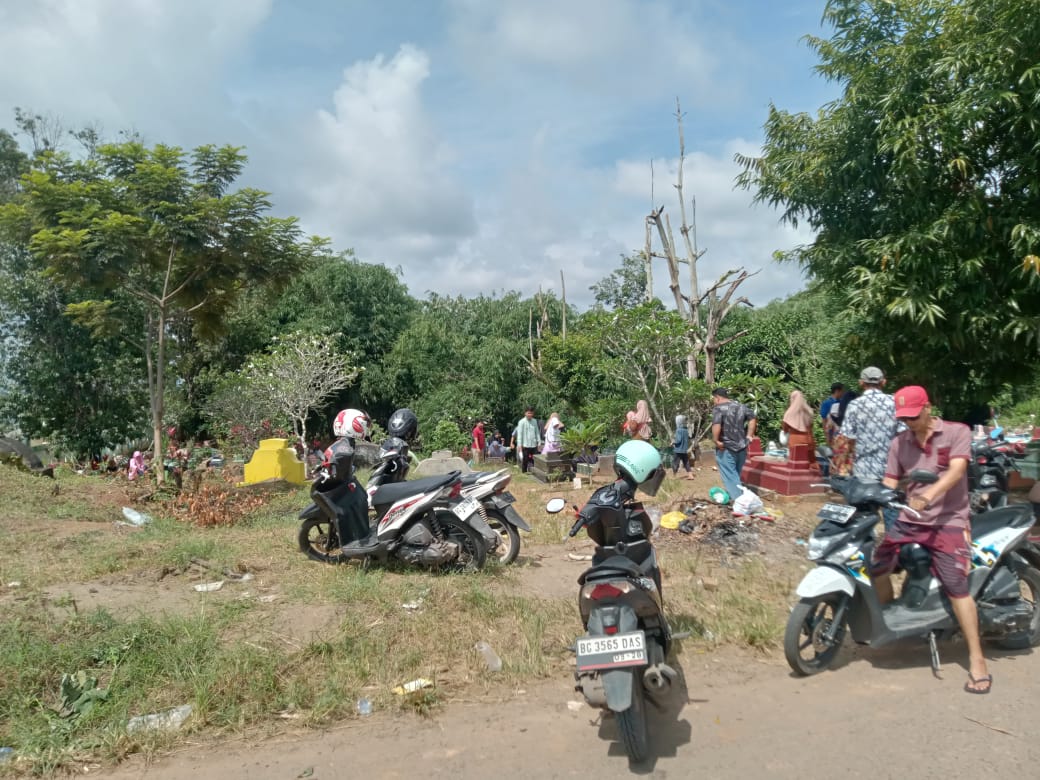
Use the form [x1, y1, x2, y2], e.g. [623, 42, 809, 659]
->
[964, 673, 992, 694]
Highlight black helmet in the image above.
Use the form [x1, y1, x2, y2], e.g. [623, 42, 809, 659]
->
[387, 408, 418, 441]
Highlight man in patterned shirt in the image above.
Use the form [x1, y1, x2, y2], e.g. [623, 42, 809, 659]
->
[841, 366, 902, 529]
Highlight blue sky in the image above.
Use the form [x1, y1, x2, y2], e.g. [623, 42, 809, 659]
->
[0, 0, 838, 308]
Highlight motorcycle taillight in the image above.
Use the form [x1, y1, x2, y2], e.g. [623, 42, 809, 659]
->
[589, 583, 628, 600]
[494, 475, 512, 493]
[448, 482, 462, 499]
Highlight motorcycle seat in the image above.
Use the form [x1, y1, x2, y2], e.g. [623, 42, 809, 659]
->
[460, 472, 483, 487]
[370, 470, 460, 505]
[970, 503, 1034, 540]
[577, 554, 644, 585]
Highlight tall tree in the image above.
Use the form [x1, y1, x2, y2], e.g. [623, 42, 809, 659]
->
[736, 0, 1040, 409]
[1, 142, 326, 480]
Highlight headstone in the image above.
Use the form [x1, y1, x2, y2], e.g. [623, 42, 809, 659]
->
[242, 438, 305, 485]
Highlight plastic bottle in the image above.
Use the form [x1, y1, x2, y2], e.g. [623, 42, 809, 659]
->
[474, 641, 502, 672]
[355, 698, 373, 717]
[0, 747, 14, 764]
[127, 704, 193, 734]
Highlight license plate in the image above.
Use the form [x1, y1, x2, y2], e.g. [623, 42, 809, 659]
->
[575, 631, 647, 671]
[452, 496, 480, 520]
[817, 503, 856, 524]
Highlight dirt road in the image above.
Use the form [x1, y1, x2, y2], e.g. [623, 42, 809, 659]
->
[104, 639, 1039, 780]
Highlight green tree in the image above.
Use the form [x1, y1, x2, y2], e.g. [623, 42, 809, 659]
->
[1, 142, 326, 480]
[590, 253, 649, 310]
[736, 0, 1040, 411]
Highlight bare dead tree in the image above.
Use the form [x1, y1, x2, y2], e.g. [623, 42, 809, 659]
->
[645, 98, 756, 385]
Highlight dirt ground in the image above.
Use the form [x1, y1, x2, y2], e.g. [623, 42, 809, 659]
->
[14, 460, 1040, 778]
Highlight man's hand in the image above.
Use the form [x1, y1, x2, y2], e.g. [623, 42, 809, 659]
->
[909, 495, 929, 512]
[715, 440, 724, 450]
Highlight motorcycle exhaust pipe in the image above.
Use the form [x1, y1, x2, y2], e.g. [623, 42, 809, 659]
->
[643, 663, 677, 693]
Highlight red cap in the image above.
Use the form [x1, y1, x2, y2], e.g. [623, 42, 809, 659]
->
[894, 386, 930, 418]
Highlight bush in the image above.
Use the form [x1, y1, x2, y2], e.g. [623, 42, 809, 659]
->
[426, 419, 470, 453]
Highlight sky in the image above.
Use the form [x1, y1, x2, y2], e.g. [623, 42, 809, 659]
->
[0, 0, 839, 309]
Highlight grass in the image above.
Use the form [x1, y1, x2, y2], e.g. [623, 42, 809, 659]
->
[0, 461, 814, 775]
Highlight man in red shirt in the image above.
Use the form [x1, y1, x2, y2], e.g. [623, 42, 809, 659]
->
[471, 421, 486, 464]
[871, 386, 990, 694]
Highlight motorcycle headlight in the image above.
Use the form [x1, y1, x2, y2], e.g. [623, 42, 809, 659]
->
[979, 474, 998, 487]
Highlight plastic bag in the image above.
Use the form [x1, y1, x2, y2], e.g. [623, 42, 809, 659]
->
[779, 430, 790, 447]
[732, 486, 764, 516]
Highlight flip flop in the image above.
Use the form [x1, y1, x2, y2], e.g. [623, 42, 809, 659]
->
[964, 673, 992, 694]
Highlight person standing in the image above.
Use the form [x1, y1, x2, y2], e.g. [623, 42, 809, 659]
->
[624, 400, 653, 441]
[542, 412, 563, 455]
[511, 407, 542, 473]
[471, 420, 486, 464]
[711, 388, 757, 503]
[841, 366, 902, 529]
[820, 383, 845, 443]
[672, 414, 694, 479]
[872, 386, 990, 694]
[781, 390, 818, 468]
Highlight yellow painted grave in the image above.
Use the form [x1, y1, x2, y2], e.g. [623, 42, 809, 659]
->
[242, 438, 305, 485]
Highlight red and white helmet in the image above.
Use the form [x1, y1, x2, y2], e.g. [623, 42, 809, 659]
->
[333, 408, 370, 439]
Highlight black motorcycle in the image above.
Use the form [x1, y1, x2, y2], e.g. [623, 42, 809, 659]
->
[547, 481, 675, 763]
[967, 439, 1018, 514]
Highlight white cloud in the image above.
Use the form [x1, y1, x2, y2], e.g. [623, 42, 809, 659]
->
[0, 0, 272, 138]
[292, 45, 476, 255]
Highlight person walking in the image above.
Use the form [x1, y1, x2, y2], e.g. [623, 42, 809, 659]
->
[672, 414, 694, 479]
[711, 388, 757, 503]
[841, 366, 902, 529]
[511, 407, 542, 473]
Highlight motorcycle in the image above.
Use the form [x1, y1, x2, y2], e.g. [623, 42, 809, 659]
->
[785, 473, 1040, 676]
[298, 466, 487, 571]
[366, 436, 530, 564]
[967, 439, 1019, 514]
[546, 481, 675, 763]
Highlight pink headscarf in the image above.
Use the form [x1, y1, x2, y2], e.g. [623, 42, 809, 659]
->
[626, 400, 652, 440]
[782, 390, 814, 433]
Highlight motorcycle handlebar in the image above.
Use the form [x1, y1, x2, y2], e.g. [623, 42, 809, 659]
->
[890, 501, 921, 521]
[568, 515, 586, 537]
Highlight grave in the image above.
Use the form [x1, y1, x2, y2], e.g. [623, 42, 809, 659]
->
[530, 451, 574, 483]
[740, 437, 822, 496]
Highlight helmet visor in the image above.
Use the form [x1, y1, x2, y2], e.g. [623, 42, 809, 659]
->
[640, 466, 666, 497]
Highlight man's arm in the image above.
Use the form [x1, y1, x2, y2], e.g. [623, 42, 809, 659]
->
[746, 417, 757, 440]
[909, 458, 968, 513]
[712, 422, 723, 450]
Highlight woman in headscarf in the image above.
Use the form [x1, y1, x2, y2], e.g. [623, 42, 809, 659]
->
[781, 390, 818, 467]
[672, 414, 694, 478]
[127, 450, 147, 481]
[624, 400, 653, 441]
[542, 412, 563, 455]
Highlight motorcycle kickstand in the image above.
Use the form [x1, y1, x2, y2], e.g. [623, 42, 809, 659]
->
[928, 631, 942, 678]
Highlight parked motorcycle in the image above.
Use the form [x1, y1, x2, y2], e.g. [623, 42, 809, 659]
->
[366, 435, 529, 564]
[298, 467, 487, 571]
[546, 440, 675, 763]
[785, 473, 1040, 676]
[967, 439, 1019, 514]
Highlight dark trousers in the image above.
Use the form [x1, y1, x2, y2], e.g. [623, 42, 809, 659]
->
[520, 446, 537, 473]
[672, 452, 691, 474]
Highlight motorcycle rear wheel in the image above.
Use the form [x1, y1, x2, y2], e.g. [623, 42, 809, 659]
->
[993, 566, 1040, 650]
[298, 517, 343, 564]
[784, 594, 847, 676]
[484, 508, 521, 565]
[433, 511, 488, 572]
[615, 672, 650, 763]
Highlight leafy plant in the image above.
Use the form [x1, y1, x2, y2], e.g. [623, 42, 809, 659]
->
[426, 419, 469, 454]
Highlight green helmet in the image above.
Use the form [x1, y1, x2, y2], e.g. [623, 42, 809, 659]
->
[614, 439, 665, 496]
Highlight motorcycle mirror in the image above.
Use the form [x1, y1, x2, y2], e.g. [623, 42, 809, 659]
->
[545, 497, 567, 514]
[908, 469, 939, 484]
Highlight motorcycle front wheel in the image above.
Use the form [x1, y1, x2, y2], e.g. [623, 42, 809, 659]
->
[433, 511, 488, 572]
[993, 565, 1040, 650]
[784, 594, 848, 676]
[484, 508, 521, 565]
[297, 517, 343, 564]
[615, 671, 650, 763]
